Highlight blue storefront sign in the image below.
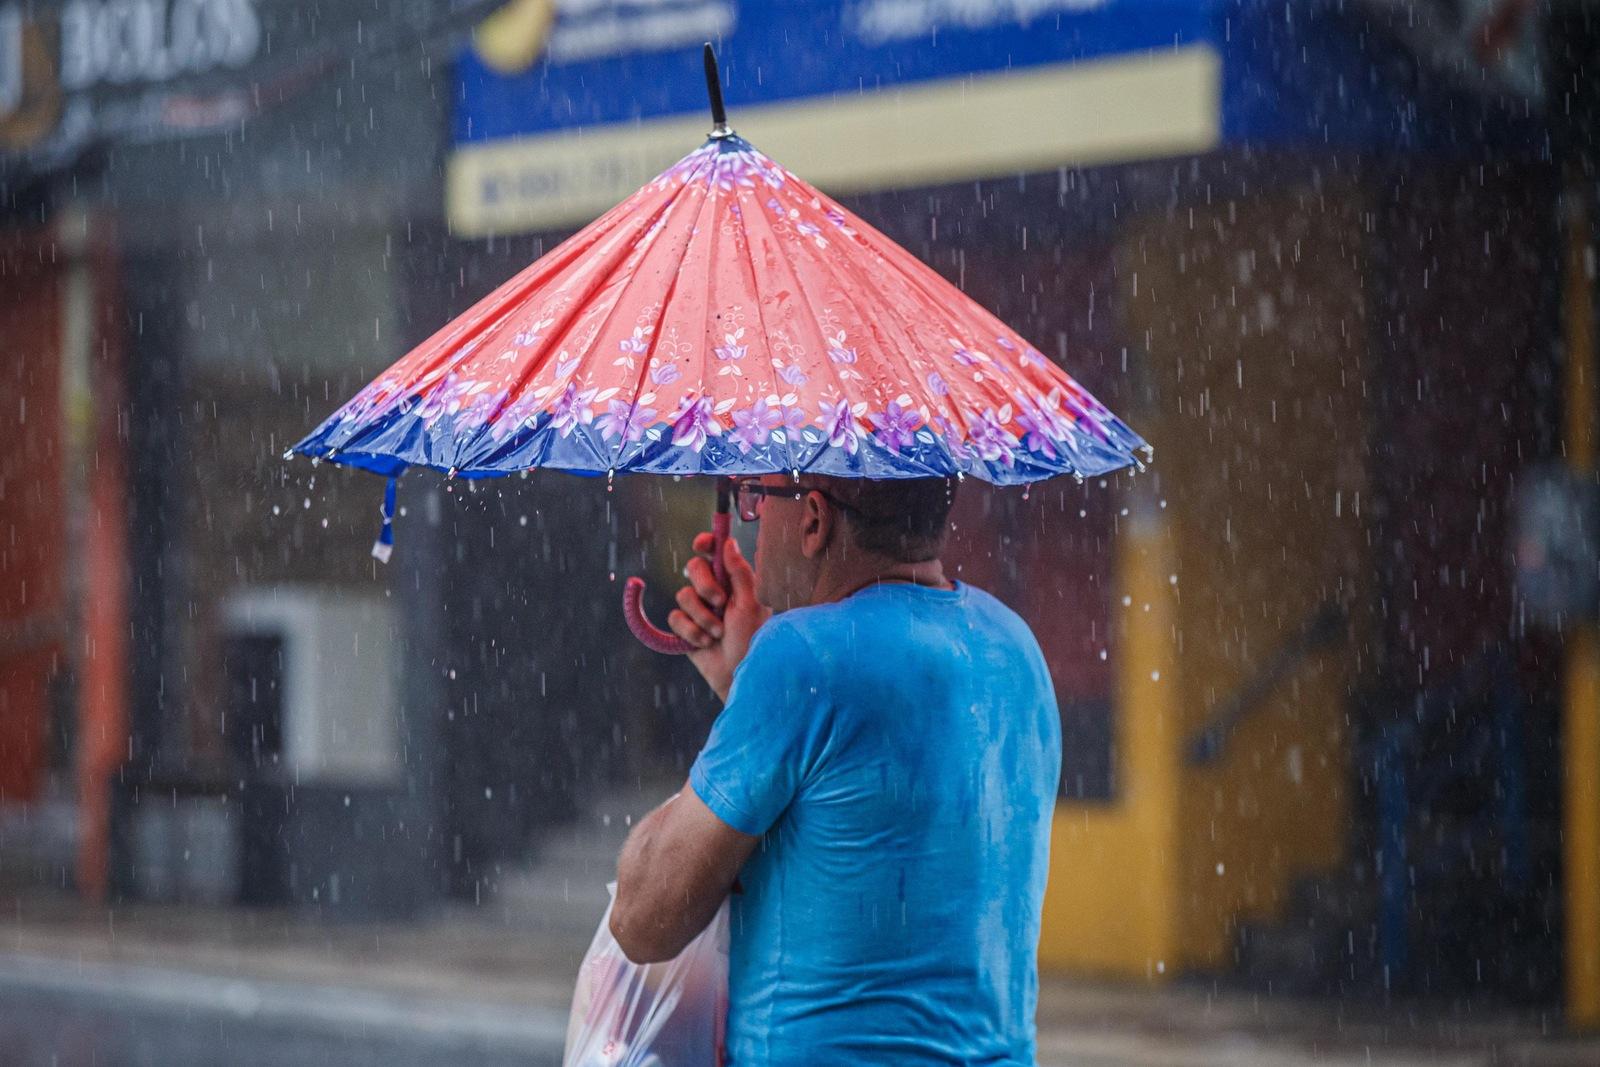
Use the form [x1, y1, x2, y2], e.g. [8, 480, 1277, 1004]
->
[458, 0, 1211, 143]
[448, 0, 1538, 235]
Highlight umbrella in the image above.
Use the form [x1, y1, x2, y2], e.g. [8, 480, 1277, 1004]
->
[291, 46, 1150, 653]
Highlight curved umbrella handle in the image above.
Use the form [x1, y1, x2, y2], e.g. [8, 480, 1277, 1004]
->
[622, 576, 696, 655]
[623, 482, 732, 655]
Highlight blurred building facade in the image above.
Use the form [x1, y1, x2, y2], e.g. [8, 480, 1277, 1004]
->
[2, 0, 1598, 1027]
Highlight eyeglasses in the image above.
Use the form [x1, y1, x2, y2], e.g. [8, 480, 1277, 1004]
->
[733, 478, 861, 523]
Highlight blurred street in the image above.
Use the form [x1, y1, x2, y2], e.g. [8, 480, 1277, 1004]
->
[4, 791, 1599, 1067]
[2, 886, 1597, 1067]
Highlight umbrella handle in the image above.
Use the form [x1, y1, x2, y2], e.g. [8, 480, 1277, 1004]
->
[622, 576, 694, 655]
[623, 483, 732, 655]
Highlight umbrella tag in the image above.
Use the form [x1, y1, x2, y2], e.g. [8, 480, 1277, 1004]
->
[371, 477, 398, 563]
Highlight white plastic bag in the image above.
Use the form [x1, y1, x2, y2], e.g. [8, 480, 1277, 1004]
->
[563, 884, 729, 1067]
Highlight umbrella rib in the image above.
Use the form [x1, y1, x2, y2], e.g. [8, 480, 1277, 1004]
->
[835, 215, 1089, 478]
[551, 155, 712, 472]
[730, 184, 800, 475]
[761, 178, 964, 479]
[842, 233, 1006, 474]
[782, 211, 951, 478]
[611, 153, 719, 471]
[691, 162, 730, 477]
[800, 216, 979, 478]
[738, 184, 861, 476]
[453, 166, 702, 472]
[405, 192, 641, 436]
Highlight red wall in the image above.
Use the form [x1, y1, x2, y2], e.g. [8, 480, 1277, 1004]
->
[0, 230, 65, 803]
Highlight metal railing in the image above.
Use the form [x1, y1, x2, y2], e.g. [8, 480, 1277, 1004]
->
[1186, 601, 1348, 766]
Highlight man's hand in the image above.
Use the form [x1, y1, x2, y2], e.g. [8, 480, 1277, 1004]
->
[668, 533, 770, 701]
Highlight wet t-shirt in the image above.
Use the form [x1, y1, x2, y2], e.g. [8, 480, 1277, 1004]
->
[689, 582, 1061, 1066]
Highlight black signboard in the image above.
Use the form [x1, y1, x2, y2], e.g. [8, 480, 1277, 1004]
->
[1, 0, 502, 177]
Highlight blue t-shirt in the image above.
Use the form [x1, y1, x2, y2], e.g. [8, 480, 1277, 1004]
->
[689, 582, 1061, 1066]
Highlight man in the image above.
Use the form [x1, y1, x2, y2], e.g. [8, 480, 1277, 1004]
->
[610, 473, 1061, 1065]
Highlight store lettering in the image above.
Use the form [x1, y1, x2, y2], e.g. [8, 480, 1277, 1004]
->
[56, 0, 260, 91]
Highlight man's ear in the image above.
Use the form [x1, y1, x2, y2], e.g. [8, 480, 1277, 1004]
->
[799, 491, 833, 560]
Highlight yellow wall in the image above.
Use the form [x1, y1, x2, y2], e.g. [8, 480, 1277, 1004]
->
[1039, 499, 1180, 977]
[1041, 186, 1372, 975]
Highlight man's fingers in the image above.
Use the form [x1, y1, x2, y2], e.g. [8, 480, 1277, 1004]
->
[691, 531, 717, 558]
[684, 556, 725, 610]
[723, 538, 757, 600]
[675, 584, 724, 639]
[667, 609, 715, 649]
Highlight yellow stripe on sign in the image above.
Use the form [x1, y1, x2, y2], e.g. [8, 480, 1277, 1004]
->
[448, 44, 1222, 237]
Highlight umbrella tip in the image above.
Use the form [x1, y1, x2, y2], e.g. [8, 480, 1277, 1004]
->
[703, 42, 732, 138]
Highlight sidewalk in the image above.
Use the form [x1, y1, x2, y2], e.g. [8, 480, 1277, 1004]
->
[2, 879, 1597, 1067]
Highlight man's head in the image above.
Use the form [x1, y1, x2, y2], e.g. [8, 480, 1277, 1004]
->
[739, 473, 957, 609]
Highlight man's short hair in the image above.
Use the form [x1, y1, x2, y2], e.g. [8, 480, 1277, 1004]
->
[806, 475, 957, 563]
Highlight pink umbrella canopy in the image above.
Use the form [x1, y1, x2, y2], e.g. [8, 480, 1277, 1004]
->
[293, 118, 1145, 487]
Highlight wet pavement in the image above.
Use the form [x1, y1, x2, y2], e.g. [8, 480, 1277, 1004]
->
[0, 937, 1595, 1067]
[1, 806, 1596, 1067]
[0, 956, 563, 1067]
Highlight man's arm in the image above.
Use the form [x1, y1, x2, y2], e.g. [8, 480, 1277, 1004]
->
[610, 532, 769, 963]
[610, 784, 759, 963]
